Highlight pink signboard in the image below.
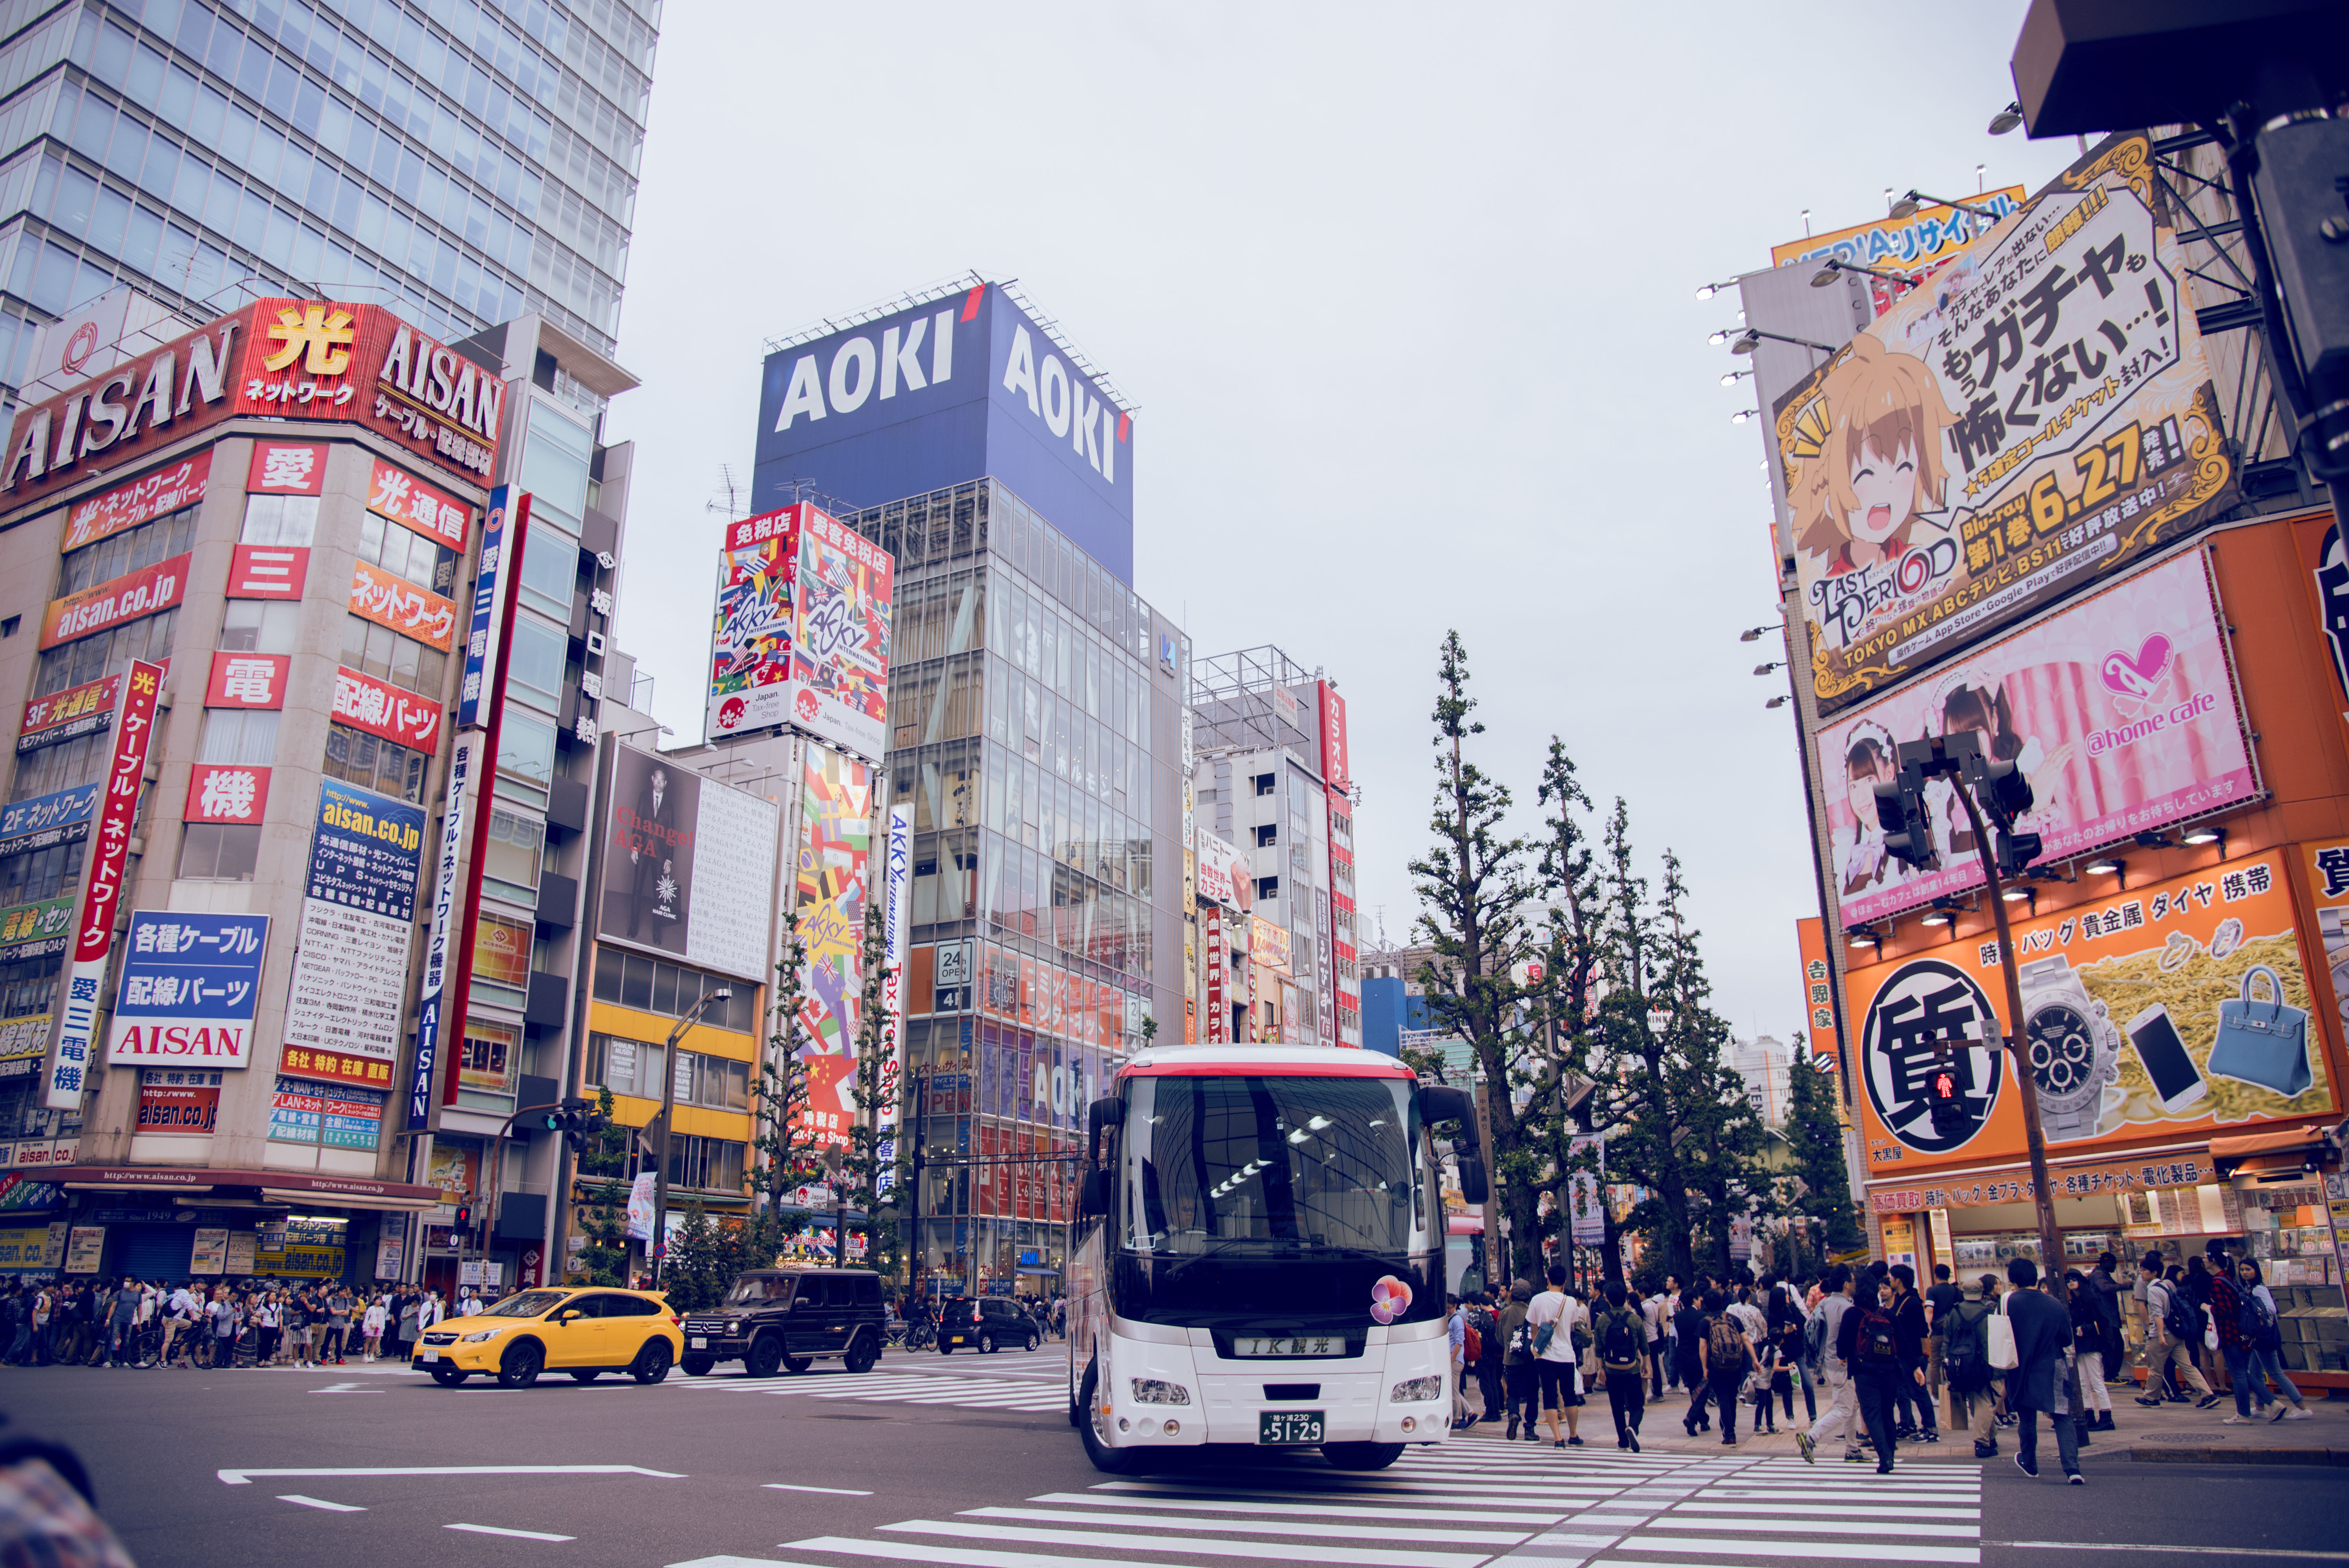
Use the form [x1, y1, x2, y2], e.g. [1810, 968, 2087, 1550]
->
[1824, 548, 2255, 927]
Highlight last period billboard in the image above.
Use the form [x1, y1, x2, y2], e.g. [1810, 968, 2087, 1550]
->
[1777, 134, 2237, 716]
[752, 282, 1135, 584]
[1824, 548, 2255, 928]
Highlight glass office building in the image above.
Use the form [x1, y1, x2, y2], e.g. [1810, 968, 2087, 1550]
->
[0, 0, 651, 405]
[838, 478, 1190, 1297]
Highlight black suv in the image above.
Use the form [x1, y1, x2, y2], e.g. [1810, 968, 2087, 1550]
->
[936, 1294, 1043, 1355]
[678, 1268, 886, 1377]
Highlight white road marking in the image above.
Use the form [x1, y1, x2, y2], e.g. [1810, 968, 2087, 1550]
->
[446, 1523, 576, 1541]
[964, 1506, 1525, 1546]
[1022, 1490, 1564, 1525]
[1988, 1545, 2349, 1561]
[878, 1518, 1486, 1567]
[275, 1495, 364, 1512]
[763, 1483, 875, 1495]
[1607, 1536, 1980, 1563]
[219, 1463, 684, 1485]
[305, 1383, 381, 1394]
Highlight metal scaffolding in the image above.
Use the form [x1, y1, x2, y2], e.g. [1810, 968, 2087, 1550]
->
[1192, 644, 1319, 757]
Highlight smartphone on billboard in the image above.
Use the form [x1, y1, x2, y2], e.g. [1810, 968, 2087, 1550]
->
[2126, 1003, 2206, 1113]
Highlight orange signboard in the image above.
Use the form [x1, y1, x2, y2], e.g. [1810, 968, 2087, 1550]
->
[1797, 916, 1840, 1066]
[347, 560, 456, 650]
[1848, 852, 2340, 1178]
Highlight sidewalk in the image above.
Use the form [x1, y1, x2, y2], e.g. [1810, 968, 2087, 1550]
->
[1455, 1377, 2343, 1465]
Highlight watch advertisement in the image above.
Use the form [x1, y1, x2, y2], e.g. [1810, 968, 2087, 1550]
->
[1849, 852, 2340, 1174]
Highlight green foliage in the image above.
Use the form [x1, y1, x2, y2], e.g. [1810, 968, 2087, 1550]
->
[1781, 1036, 1864, 1253]
[843, 900, 910, 1281]
[662, 1197, 752, 1311]
[570, 1086, 635, 1287]
[745, 921, 820, 1268]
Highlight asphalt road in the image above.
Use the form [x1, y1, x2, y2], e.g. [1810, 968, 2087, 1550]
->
[9, 1347, 2346, 1568]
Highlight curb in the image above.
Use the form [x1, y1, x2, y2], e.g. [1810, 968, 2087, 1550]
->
[2128, 1445, 2349, 1466]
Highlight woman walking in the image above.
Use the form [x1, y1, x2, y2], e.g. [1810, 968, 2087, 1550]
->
[2233, 1258, 2315, 1422]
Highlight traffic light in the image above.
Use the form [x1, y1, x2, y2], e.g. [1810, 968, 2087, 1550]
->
[1874, 773, 1936, 871]
[1927, 1060, 1968, 1137]
[1996, 830, 2043, 879]
[452, 1203, 472, 1234]
[1966, 754, 2034, 832]
[566, 1108, 608, 1153]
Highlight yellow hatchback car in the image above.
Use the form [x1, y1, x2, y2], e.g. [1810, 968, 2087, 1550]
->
[413, 1287, 684, 1389]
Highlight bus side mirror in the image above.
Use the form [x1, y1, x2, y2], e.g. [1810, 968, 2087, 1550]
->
[1417, 1084, 1489, 1205]
[1086, 1097, 1124, 1166]
[1080, 1168, 1114, 1219]
[1458, 1153, 1490, 1207]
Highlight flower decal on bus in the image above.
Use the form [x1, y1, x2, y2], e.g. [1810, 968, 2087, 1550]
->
[1369, 1275, 1412, 1324]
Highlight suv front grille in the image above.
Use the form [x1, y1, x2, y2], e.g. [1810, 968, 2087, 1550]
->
[420, 1332, 456, 1346]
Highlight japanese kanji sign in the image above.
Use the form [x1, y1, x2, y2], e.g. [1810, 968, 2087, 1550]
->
[0, 784, 100, 858]
[61, 451, 210, 552]
[330, 664, 442, 752]
[365, 457, 469, 550]
[16, 673, 123, 753]
[1852, 852, 2338, 1181]
[246, 440, 328, 496]
[184, 763, 271, 825]
[204, 651, 289, 709]
[226, 543, 309, 599]
[46, 659, 162, 1109]
[106, 912, 271, 1070]
[288, 780, 425, 1071]
[1777, 132, 2239, 715]
[1871, 1153, 2207, 1212]
[348, 559, 457, 651]
[0, 897, 75, 961]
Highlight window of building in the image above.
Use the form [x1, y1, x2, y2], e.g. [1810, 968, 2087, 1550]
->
[10, 734, 102, 804]
[0, 841, 83, 906]
[498, 711, 555, 789]
[55, 506, 195, 596]
[34, 608, 175, 696]
[1254, 773, 1275, 796]
[516, 523, 579, 621]
[458, 1020, 519, 1098]
[666, 1133, 745, 1194]
[240, 493, 319, 546]
[323, 722, 426, 802]
[340, 615, 447, 696]
[1256, 876, 1279, 903]
[176, 823, 260, 881]
[591, 953, 756, 1033]
[220, 600, 300, 654]
[356, 510, 460, 599]
[1255, 824, 1277, 847]
[519, 397, 593, 531]
[471, 912, 533, 994]
[198, 708, 279, 767]
[584, 1039, 749, 1112]
[504, 615, 565, 714]
[0, 957, 58, 1021]
[483, 809, 542, 903]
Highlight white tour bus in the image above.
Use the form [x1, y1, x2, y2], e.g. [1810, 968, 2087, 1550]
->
[1064, 1041, 1489, 1472]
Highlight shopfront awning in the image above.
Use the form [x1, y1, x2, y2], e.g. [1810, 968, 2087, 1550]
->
[53, 1165, 441, 1209]
[2211, 1124, 2334, 1181]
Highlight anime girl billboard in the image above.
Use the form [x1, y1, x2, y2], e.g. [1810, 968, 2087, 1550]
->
[1777, 132, 2237, 717]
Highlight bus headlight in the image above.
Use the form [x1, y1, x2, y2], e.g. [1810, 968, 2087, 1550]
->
[1390, 1375, 1443, 1402]
[1130, 1378, 1191, 1405]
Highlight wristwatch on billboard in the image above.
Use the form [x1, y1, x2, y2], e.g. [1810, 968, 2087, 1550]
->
[2018, 954, 2121, 1142]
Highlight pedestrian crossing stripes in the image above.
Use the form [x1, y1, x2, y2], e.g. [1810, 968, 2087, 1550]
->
[669, 1371, 1071, 1413]
[680, 1442, 1987, 1568]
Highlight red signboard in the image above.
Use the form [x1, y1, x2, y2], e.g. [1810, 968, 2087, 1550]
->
[1316, 679, 1351, 793]
[17, 674, 121, 752]
[276, 1044, 399, 1091]
[184, 764, 271, 825]
[76, 661, 162, 964]
[203, 651, 289, 709]
[329, 664, 442, 751]
[62, 451, 210, 552]
[348, 560, 456, 650]
[0, 299, 501, 517]
[227, 543, 308, 599]
[246, 439, 328, 495]
[39, 553, 189, 650]
[1205, 907, 1227, 1045]
[135, 1078, 219, 1133]
[366, 457, 469, 549]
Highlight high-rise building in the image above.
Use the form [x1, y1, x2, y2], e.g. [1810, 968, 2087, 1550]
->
[1190, 645, 1359, 1049]
[1729, 1034, 1792, 1129]
[750, 279, 1183, 1299]
[0, 0, 653, 420]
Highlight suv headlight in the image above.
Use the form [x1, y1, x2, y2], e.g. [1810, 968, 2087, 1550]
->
[460, 1328, 503, 1344]
[1390, 1375, 1444, 1402]
[1130, 1378, 1191, 1405]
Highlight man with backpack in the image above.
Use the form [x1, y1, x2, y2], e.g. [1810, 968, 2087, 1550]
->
[1526, 1265, 1587, 1447]
[1473, 1292, 1504, 1424]
[1698, 1289, 1751, 1447]
[1943, 1273, 2003, 1456]
[1499, 1281, 1539, 1440]
[1595, 1282, 1647, 1451]
[1833, 1270, 1916, 1474]
[2135, 1251, 2217, 1408]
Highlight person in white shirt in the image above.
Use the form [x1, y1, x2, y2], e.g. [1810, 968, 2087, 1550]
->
[421, 1290, 445, 1330]
[1525, 1265, 1588, 1447]
[362, 1296, 389, 1361]
[1642, 1287, 1668, 1399]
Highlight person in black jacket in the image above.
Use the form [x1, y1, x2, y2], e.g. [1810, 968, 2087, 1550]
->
[1886, 1264, 1939, 1443]
[1474, 1291, 1505, 1423]
[2004, 1256, 2083, 1482]
[1837, 1274, 1918, 1475]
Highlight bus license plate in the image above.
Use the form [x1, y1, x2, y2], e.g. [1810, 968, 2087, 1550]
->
[1259, 1410, 1324, 1446]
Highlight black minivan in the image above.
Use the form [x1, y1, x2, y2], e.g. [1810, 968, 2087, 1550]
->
[936, 1294, 1043, 1354]
[678, 1267, 887, 1377]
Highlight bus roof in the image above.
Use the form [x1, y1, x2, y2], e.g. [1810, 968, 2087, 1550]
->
[1114, 1043, 1417, 1080]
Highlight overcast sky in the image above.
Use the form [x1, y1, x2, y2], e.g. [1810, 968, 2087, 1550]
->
[602, 2, 2087, 1045]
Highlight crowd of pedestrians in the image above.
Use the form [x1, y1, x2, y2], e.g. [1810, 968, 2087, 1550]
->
[0, 1276, 453, 1369]
[1442, 1241, 2317, 1477]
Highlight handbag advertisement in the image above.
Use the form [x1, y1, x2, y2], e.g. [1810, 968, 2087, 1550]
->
[1848, 850, 2341, 1174]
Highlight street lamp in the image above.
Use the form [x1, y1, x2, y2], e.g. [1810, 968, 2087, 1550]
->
[1729, 327, 1840, 356]
[1730, 408, 1759, 425]
[1694, 279, 1740, 301]
[1888, 188, 1999, 221]
[1988, 100, 2025, 135]
[1738, 625, 1777, 643]
[1721, 369, 1751, 385]
[651, 986, 732, 1283]
[1811, 257, 1918, 291]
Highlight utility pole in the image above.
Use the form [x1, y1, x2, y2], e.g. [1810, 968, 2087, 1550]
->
[1876, 732, 2069, 1300]
[651, 987, 733, 1284]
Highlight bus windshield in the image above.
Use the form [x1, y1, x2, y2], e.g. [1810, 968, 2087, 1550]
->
[1125, 1074, 1426, 1259]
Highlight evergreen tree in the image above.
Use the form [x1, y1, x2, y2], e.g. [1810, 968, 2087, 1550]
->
[842, 902, 909, 1278]
[570, 1086, 636, 1287]
[1781, 1034, 1864, 1255]
[745, 919, 822, 1268]
[663, 1197, 751, 1311]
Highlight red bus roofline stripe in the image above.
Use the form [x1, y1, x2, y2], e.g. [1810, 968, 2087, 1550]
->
[1116, 1060, 1413, 1080]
